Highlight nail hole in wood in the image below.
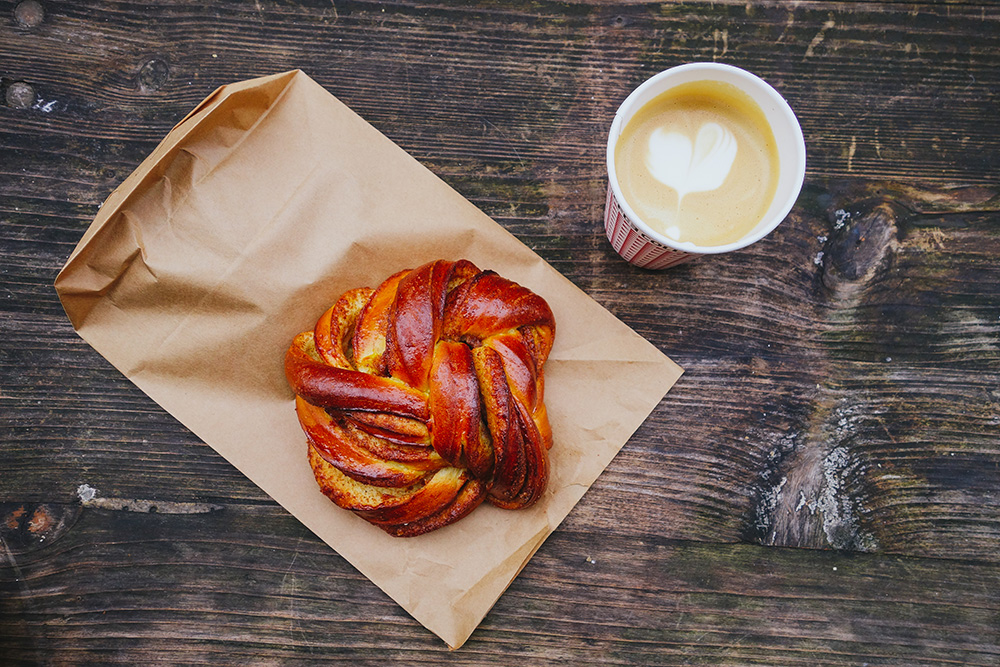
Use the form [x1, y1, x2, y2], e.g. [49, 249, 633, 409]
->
[137, 58, 169, 93]
[14, 0, 44, 28]
[6, 81, 36, 109]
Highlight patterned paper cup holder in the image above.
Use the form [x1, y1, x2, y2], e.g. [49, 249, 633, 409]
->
[604, 62, 806, 270]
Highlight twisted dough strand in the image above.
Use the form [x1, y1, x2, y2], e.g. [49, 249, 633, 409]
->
[285, 259, 555, 536]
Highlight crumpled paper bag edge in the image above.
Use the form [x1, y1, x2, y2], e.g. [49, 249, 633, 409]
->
[53, 69, 684, 650]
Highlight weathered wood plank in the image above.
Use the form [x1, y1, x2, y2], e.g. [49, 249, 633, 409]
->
[4, 178, 999, 560]
[2, 0, 1000, 661]
[2, 504, 998, 665]
[3, 165, 999, 558]
[2, 2, 999, 183]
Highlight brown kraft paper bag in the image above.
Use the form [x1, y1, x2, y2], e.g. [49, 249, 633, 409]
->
[54, 70, 683, 648]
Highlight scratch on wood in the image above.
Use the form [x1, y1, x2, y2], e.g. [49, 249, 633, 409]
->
[804, 18, 835, 59]
[85, 497, 223, 514]
[775, 10, 796, 43]
[279, 538, 307, 639]
[482, 117, 526, 169]
[847, 135, 857, 172]
[0, 534, 25, 578]
[713, 29, 729, 60]
[280, 540, 302, 599]
[77, 484, 221, 514]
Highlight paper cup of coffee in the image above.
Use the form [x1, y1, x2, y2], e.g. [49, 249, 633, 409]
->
[604, 62, 806, 269]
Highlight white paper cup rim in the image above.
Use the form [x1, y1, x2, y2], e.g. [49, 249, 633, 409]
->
[606, 62, 806, 255]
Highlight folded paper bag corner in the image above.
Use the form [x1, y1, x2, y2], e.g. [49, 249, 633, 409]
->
[55, 69, 307, 329]
[54, 70, 682, 648]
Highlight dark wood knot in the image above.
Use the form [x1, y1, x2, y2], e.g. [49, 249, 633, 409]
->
[820, 200, 904, 290]
[1, 502, 81, 556]
[14, 0, 44, 28]
[137, 58, 170, 93]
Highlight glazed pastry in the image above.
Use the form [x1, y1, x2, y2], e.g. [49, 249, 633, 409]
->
[285, 259, 555, 536]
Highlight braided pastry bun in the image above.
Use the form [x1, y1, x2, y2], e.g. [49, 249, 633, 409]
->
[285, 259, 555, 537]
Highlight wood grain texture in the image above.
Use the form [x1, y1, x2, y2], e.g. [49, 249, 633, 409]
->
[2, 505, 998, 665]
[2, 0, 999, 663]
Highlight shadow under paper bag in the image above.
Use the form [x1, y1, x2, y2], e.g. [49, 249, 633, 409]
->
[54, 70, 683, 648]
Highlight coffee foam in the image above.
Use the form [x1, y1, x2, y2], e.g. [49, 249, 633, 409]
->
[614, 80, 779, 248]
[606, 63, 807, 260]
[646, 122, 737, 205]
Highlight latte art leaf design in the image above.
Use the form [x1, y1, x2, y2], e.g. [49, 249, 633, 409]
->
[646, 122, 738, 203]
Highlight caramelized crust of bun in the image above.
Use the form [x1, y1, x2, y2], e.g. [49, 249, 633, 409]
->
[286, 259, 554, 537]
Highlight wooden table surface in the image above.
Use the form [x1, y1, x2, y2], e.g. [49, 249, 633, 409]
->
[2, 1, 999, 664]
